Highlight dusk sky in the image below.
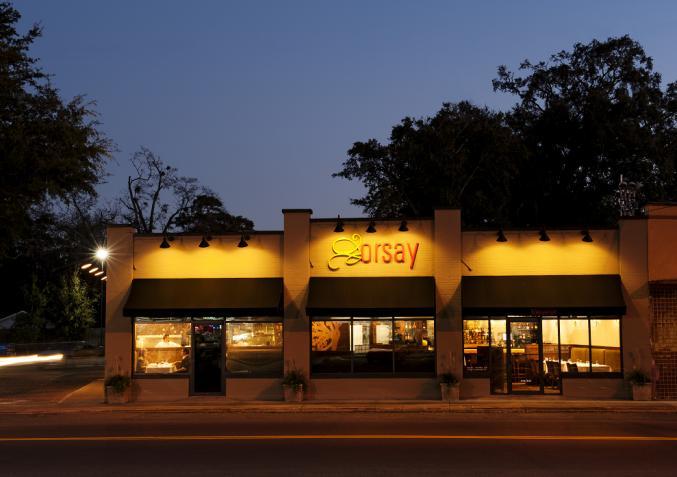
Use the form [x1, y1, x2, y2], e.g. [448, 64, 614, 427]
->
[15, 1, 677, 229]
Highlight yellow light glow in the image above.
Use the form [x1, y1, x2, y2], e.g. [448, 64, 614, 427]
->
[80, 263, 92, 270]
[101, 276, 107, 281]
[0, 353, 64, 367]
[95, 247, 109, 262]
[94, 271, 104, 276]
[88, 267, 98, 274]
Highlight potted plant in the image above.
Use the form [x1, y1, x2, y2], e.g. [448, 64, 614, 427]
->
[282, 366, 307, 402]
[627, 369, 652, 401]
[439, 372, 460, 402]
[105, 374, 131, 404]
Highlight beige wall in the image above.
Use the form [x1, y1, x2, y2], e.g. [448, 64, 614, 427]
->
[133, 234, 283, 278]
[462, 229, 619, 276]
[647, 204, 677, 282]
[310, 220, 433, 277]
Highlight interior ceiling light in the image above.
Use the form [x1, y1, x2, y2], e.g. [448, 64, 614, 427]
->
[160, 236, 171, 249]
[366, 221, 376, 233]
[334, 215, 344, 233]
[496, 228, 508, 242]
[398, 220, 408, 232]
[581, 229, 593, 242]
[88, 267, 99, 274]
[538, 228, 550, 242]
[80, 263, 92, 270]
[198, 236, 211, 248]
[237, 233, 249, 248]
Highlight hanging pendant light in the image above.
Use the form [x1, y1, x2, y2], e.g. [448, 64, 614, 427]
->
[198, 236, 210, 248]
[366, 221, 376, 233]
[237, 233, 249, 248]
[398, 220, 408, 232]
[581, 229, 593, 242]
[538, 228, 550, 242]
[160, 236, 171, 248]
[334, 215, 344, 233]
[496, 228, 508, 242]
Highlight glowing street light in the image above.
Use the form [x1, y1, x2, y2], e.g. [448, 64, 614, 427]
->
[95, 247, 109, 262]
[88, 267, 99, 274]
[81, 263, 92, 270]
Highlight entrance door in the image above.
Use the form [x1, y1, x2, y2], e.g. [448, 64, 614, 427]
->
[507, 320, 543, 394]
[192, 322, 224, 394]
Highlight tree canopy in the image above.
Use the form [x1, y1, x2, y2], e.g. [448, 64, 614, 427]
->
[336, 36, 677, 226]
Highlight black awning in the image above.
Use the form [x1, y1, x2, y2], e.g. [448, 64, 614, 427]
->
[123, 278, 283, 317]
[306, 277, 435, 316]
[462, 275, 626, 315]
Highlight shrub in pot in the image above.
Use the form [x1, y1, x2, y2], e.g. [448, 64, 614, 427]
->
[282, 367, 307, 402]
[105, 374, 131, 404]
[439, 372, 460, 402]
[626, 370, 652, 401]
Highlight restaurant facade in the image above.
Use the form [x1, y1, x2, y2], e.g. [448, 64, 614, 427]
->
[104, 205, 677, 401]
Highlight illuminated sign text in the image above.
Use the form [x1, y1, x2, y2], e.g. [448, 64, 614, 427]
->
[328, 234, 420, 271]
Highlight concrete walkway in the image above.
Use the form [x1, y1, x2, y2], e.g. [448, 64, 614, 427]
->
[0, 378, 675, 415]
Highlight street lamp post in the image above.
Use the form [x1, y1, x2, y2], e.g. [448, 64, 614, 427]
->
[94, 247, 109, 346]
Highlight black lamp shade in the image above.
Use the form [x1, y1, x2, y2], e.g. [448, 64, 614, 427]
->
[581, 230, 593, 242]
[366, 221, 376, 233]
[496, 229, 507, 242]
[199, 236, 210, 248]
[334, 216, 344, 233]
[160, 237, 171, 249]
[398, 220, 408, 232]
[539, 229, 550, 242]
[237, 235, 248, 248]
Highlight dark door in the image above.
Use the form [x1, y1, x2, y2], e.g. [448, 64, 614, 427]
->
[507, 320, 544, 394]
[192, 322, 224, 394]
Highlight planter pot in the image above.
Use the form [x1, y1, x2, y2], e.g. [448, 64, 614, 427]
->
[440, 383, 460, 402]
[283, 385, 304, 402]
[106, 386, 130, 404]
[632, 383, 652, 401]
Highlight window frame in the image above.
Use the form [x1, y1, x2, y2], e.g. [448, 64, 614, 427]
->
[310, 316, 436, 378]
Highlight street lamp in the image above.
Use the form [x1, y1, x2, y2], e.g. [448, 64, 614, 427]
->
[94, 246, 109, 347]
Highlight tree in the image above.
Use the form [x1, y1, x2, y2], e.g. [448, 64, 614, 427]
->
[494, 35, 677, 225]
[0, 2, 111, 256]
[120, 147, 254, 234]
[334, 102, 523, 225]
[56, 271, 96, 340]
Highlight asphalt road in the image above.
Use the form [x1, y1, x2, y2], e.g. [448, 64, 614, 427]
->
[0, 411, 675, 476]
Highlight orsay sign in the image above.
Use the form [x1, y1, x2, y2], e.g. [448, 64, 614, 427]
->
[328, 234, 420, 271]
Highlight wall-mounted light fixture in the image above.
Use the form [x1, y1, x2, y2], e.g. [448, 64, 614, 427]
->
[237, 233, 249, 248]
[199, 236, 211, 248]
[334, 215, 344, 233]
[398, 220, 408, 232]
[581, 229, 593, 242]
[159, 236, 171, 249]
[496, 228, 508, 242]
[538, 228, 550, 242]
[366, 221, 376, 233]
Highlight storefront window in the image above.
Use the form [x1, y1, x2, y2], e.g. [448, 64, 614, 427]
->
[489, 319, 507, 393]
[311, 317, 435, 375]
[542, 318, 561, 392]
[134, 318, 191, 375]
[463, 319, 489, 374]
[311, 320, 351, 373]
[590, 318, 621, 372]
[394, 319, 435, 373]
[225, 322, 283, 376]
[560, 317, 590, 374]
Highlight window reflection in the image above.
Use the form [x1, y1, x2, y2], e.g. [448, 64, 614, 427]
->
[394, 319, 435, 373]
[225, 323, 283, 376]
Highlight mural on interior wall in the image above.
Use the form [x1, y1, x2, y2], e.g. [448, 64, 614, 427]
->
[311, 322, 345, 351]
[327, 234, 420, 271]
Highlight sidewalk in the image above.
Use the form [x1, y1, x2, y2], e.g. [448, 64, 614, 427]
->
[1, 379, 676, 415]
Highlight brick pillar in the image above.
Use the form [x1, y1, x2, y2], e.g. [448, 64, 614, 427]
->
[433, 209, 463, 380]
[282, 209, 312, 380]
[104, 225, 135, 378]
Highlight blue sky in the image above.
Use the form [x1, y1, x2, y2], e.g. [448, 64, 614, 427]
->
[14, 1, 677, 229]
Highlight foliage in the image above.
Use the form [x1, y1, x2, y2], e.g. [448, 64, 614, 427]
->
[11, 276, 49, 342]
[0, 2, 111, 256]
[282, 366, 307, 389]
[439, 372, 459, 386]
[493, 35, 677, 225]
[105, 374, 131, 394]
[56, 271, 96, 340]
[119, 147, 253, 234]
[626, 369, 651, 386]
[334, 102, 522, 225]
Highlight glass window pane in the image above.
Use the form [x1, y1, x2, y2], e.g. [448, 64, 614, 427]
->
[134, 319, 191, 375]
[311, 320, 351, 373]
[590, 318, 621, 372]
[225, 322, 282, 376]
[463, 319, 489, 373]
[542, 318, 561, 392]
[394, 319, 435, 373]
[490, 319, 507, 393]
[560, 317, 590, 374]
[353, 319, 393, 373]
